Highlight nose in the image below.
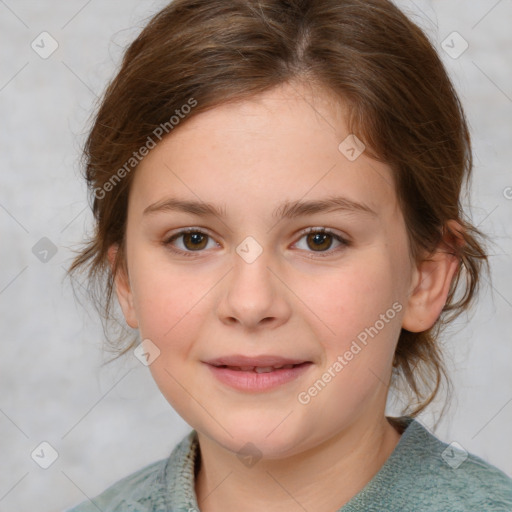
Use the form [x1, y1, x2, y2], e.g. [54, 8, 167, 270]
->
[216, 246, 292, 331]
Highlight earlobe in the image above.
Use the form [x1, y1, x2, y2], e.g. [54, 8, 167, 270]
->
[401, 221, 463, 333]
[107, 244, 139, 329]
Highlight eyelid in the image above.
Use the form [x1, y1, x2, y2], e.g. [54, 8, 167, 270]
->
[163, 227, 219, 257]
[162, 226, 350, 258]
[293, 227, 350, 258]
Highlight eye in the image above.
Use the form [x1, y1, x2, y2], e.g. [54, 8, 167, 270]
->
[163, 228, 218, 257]
[293, 227, 350, 257]
[162, 227, 350, 258]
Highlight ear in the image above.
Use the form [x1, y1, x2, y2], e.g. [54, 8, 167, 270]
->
[401, 220, 463, 332]
[107, 244, 139, 329]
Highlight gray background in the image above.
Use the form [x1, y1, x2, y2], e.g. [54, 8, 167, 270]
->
[0, 1, 511, 511]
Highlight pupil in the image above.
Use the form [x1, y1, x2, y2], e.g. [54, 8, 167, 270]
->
[309, 232, 331, 251]
[185, 232, 206, 250]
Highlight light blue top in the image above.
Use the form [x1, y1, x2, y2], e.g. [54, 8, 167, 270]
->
[65, 416, 512, 511]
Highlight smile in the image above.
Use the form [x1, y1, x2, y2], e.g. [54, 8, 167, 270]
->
[204, 361, 313, 392]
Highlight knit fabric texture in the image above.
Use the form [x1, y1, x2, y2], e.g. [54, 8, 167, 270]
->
[65, 416, 512, 512]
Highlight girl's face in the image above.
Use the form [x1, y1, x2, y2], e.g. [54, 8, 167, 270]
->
[115, 82, 430, 458]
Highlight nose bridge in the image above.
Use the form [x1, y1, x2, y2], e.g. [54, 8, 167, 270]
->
[218, 235, 290, 329]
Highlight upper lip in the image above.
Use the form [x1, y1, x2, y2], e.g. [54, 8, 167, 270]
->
[204, 355, 311, 367]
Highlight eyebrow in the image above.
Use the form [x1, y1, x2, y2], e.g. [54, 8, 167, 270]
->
[143, 195, 378, 219]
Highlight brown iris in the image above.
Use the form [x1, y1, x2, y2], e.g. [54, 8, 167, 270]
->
[306, 232, 333, 251]
[183, 232, 208, 251]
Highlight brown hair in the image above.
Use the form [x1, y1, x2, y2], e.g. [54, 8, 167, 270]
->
[69, 0, 490, 417]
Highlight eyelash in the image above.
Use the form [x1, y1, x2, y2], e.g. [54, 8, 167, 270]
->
[162, 227, 350, 259]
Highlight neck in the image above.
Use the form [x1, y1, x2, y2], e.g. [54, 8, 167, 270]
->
[195, 413, 403, 512]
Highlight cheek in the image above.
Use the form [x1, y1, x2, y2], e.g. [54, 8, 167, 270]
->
[129, 251, 214, 342]
[292, 257, 404, 421]
[295, 252, 402, 350]
[129, 259, 212, 417]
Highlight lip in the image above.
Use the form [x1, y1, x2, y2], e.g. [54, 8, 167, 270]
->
[203, 355, 313, 392]
[204, 355, 310, 367]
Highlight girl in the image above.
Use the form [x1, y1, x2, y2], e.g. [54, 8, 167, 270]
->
[66, 0, 512, 510]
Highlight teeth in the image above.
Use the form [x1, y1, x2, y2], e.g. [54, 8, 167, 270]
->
[221, 363, 301, 372]
[254, 366, 274, 373]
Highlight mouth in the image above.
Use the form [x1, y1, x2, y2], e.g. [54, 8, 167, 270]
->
[209, 362, 310, 373]
[204, 355, 313, 392]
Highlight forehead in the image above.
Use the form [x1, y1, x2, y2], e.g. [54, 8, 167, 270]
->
[131, 82, 397, 222]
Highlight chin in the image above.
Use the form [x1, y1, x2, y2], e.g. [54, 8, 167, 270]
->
[201, 415, 313, 460]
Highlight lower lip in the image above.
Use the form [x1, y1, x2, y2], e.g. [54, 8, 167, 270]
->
[205, 362, 313, 392]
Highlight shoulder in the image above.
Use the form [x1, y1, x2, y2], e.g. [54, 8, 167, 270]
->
[444, 451, 512, 510]
[64, 458, 167, 512]
[64, 430, 198, 512]
[390, 418, 512, 511]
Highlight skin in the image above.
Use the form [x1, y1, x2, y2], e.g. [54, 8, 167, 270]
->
[110, 81, 460, 511]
